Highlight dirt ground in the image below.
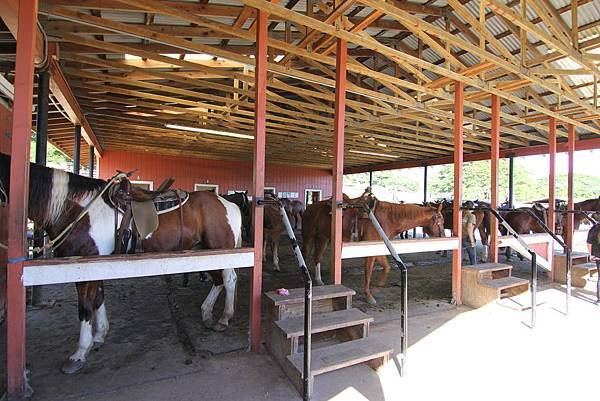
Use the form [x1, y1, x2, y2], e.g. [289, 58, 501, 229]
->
[0, 234, 549, 400]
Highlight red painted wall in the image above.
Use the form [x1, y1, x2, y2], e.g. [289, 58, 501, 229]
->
[98, 150, 332, 201]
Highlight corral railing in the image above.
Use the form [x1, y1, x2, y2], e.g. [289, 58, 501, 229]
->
[23, 248, 255, 285]
[344, 202, 409, 376]
[496, 207, 572, 314]
[470, 207, 541, 328]
[271, 200, 313, 401]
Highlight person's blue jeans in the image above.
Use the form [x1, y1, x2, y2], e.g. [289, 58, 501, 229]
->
[464, 245, 477, 265]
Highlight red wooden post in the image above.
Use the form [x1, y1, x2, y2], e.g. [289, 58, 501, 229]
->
[331, 38, 347, 285]
[452, 81, 464, 305]
[490, 95, 500, 263]
[548, 117, 557, 279]
[250, 9, 268, 352]
[7, 0, 39, 396]
[566, 124, 575, 249]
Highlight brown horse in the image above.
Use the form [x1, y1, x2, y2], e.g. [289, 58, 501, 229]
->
[0, 153, 242, 374]
[558, 197, 600, 233]
[302, 195, 445, 304]
[301, 194, 359, 286]
[359, 200, 445, 304]
[281, 198, 305, 230]
[500, 203, 547, 260]
[263, 194, 288, 272]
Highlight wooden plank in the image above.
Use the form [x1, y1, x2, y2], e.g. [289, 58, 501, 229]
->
[287, 337, 392, 376]
[264, 284, 355, 306]
[342, 237, 460, 259]
[480, 276, 529, 290]
[23, 248, 254, 286]
[275, 308, 372, 338]
[462, 263, 512, 273]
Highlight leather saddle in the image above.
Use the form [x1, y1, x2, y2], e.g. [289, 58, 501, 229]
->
[110, 176, 189, 252]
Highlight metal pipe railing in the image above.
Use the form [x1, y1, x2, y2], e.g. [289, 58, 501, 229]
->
[469, 207, 539, 328]
[274, 201, 313, 401]
[346, 200, 408, 375]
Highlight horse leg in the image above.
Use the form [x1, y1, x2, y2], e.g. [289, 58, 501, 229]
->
[505, 246, 512, 261]
[92, 281, 109, 350]
[272, 238, 280, 272]
[376, 256, 391, 287]
[213, 269, 237, 332]
[201, 283, 223, 329]
[62, 282, 98, 374]
[364, 257, 377, 305]
[313, 238, 328, 286]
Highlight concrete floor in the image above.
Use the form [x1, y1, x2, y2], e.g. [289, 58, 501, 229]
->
[14, 279, 599, 401]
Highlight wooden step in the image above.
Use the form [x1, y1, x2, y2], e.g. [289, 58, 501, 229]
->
[265, 284, 355, 306]
[463, 262, 513, 273]
[481, 276, 529, 290]
[574, 262, 598, 274]
[287, 337, 392, 378]
[463, 262, 512, 281]
[275, 308, 372, 339]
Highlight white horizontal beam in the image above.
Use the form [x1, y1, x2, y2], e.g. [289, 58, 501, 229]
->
[342, 237, 460, 259]
[23, 248, 254, 286]
[498, 234, 553, 271]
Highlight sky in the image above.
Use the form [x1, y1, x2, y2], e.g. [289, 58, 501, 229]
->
[517, 149, 600, 178]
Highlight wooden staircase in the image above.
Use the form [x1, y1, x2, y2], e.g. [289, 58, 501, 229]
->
[554, 251, 598, 288]
[264, 285, 392, 395]
[462, 263, 529, 308]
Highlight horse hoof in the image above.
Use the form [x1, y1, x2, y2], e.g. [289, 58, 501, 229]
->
[212, 322, 228, 332]
[203, 318, 214, 329]
[366, 294, 377, 305]
[92, 341, 104, 351]
[61, 359, 85, 374]
[274, 267, 281, 273]
[316, 280, 325, 286]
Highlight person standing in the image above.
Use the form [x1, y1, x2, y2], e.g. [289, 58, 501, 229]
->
[462, 200, 477, 265]
[586, 222, 600, 303]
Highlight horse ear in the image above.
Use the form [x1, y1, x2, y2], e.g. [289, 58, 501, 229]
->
[436, 203, 443, 213]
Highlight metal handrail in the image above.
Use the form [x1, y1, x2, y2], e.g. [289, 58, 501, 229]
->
[273, 201, 313, 401]
[469, 207, 539, 328]
[346, 201, 408, 375]
[516, 208, 572, 315]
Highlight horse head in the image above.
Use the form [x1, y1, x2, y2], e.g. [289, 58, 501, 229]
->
[427, 203, 445, 238]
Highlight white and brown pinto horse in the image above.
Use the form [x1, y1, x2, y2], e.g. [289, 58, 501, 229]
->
[0, 153, 242, 374]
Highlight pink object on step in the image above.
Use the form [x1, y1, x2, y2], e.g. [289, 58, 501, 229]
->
[276, 288, 289, 296]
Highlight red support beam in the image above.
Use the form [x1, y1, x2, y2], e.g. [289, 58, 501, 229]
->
[548, 117, 557, 280]
[452, 81, 464, 305]
[566, 124, 575, 249]
[250, 8, 268, 352]
[7, 0, 39, 397]
[490, 95, 500, 263]
[331, 38, 347, 285]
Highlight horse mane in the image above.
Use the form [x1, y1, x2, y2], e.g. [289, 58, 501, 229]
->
[576, 198, 600, 211]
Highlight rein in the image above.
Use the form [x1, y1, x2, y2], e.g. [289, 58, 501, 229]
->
[0, 171, 128, 259]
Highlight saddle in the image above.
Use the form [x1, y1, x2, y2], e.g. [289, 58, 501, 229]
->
[109, 176, 188, 254]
